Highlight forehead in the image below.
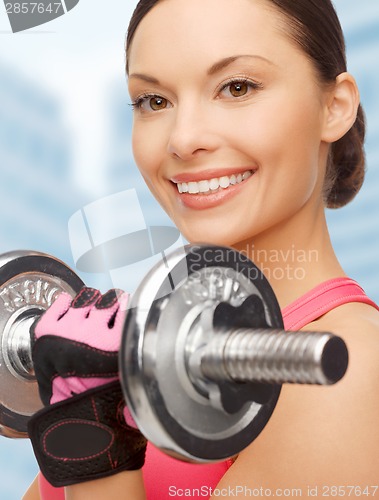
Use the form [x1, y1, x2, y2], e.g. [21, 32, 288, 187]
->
[128, 0, 292, 73]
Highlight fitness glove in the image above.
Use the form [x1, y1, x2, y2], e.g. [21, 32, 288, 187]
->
[28, 287, 147, 487]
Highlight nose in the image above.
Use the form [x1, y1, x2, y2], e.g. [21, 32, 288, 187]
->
[167, 101, 220, 161]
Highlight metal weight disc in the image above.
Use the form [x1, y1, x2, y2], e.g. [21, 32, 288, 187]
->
[120, 244, 283, 462]
[0, 251, 84, 438]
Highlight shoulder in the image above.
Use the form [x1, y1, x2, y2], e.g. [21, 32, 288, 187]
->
[215, 303, 379, 494]
[305, 302, 379, 426]
[312, 300, 379, 335]
[310, 301, 379, 386]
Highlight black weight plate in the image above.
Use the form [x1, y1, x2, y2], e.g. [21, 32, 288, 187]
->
[121, 244, 283, 462]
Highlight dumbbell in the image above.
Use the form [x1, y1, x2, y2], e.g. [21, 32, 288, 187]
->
[0, 251, 84, 438]
[122, 244, 348, 461]
[0, 246, 348, 463]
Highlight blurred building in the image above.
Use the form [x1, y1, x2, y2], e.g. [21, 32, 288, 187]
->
[0, 62, 81, 265]
[0, 62, 88, 498]
[327, 6, 379, 302]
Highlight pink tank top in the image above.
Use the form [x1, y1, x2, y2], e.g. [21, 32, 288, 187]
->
[38, 277, 378, 499]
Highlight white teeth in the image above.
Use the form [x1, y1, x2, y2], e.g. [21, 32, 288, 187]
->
[188, 182, 199, 194]
[209, 178, 219, 190]
[175, 169, 254, 195]
[199, 180, 209, 193]
[219, 176, 230, 189]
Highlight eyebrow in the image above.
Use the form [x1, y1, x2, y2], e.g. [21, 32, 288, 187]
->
[128, 54, 274, 83]
[207, 54, 274, 75]
[128, 73, 160, 84]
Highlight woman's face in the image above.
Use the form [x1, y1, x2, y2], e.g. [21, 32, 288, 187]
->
[128, 0, 331, 247]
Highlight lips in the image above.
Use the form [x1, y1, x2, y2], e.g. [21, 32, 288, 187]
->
[170, 168, 256, 210]
[174, 170, 253, 194]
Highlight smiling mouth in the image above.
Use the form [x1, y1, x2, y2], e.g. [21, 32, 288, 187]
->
[173, 169, 254, 195]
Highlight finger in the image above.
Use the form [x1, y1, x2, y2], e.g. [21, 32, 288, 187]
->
[112, 291, 129, 330]
[44, 288, 102, 343]
[96, 289, 129, 325]
[32, 292, 73, 340]
[95, 289, 124, 309]
[71, 287, 101, 309]
[83, 290, 129, 350]
[57, 287, 101, 323]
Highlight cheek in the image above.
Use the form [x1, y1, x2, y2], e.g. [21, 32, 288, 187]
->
[132, 121, 166, 178]
[132, 122, 174, 214]
[132, 126, 154, 177]
[234, 94, 323, 176]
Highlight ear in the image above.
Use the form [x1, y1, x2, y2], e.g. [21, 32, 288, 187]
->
[321, 72, 360, 143]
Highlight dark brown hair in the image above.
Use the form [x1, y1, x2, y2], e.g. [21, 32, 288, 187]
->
[126, 0, 366, 208]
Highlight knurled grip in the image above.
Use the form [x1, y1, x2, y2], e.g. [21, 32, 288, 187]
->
[200, 328, 349, 386]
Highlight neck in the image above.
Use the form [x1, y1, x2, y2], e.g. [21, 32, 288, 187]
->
[233, 204, 345, 309]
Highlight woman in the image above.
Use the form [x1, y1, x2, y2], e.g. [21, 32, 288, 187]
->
[24, 0, 379, 498]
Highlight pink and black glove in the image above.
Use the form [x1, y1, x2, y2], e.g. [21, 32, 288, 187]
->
[28, 287, 147, 487]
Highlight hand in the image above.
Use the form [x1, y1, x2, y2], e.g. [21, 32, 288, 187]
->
[28, 288, 147, 487]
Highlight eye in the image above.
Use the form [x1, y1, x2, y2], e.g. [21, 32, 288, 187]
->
[130, 94, 171, 112]
[218, 78, 262, 99]
[149, 96, 169, 111]
[228, 81, 249, 97]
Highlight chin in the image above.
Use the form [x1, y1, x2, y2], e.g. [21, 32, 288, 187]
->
[180, 225, 243, 248]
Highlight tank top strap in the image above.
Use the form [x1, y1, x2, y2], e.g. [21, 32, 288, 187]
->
[282, 277, 379, 331]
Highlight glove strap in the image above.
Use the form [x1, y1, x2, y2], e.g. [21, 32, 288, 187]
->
[28, 381, 147, 487]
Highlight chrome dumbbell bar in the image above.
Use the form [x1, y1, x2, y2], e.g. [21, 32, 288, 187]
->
[201, 328, 346, 385]
[121, 244, 348, 461]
